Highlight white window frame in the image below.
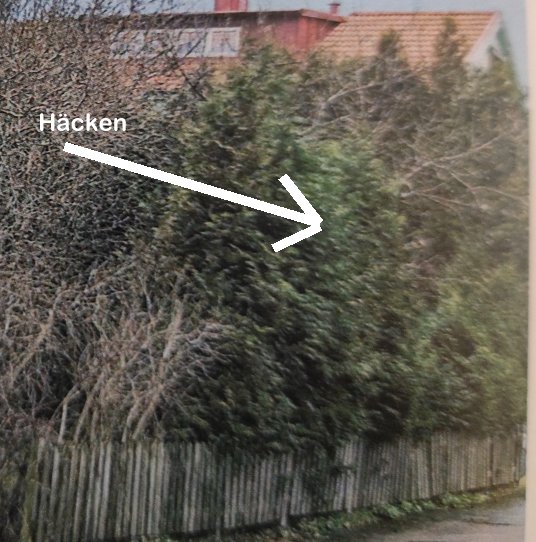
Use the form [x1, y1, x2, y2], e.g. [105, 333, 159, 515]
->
[205, 27, 241, 58]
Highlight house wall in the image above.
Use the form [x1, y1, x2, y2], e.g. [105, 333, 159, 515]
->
[188, 11, 341, 54]
[109, 10, 341, 89]
[465, 13, 505, 70]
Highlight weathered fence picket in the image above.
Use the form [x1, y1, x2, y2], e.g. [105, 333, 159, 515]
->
[22, 428, 525, 542]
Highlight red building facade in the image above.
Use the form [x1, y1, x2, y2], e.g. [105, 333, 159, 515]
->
[201, 2, 344, 55]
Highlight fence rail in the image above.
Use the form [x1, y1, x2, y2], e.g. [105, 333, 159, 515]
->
[23, 429, 525, 542]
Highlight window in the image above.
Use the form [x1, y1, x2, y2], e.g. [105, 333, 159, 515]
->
[111, 27, 241, 59]
[207, 28, 240, 57]
[175, 29, 209, 58]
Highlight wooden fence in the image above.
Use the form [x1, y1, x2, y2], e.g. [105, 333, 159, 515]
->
[22, 429, 525, 542]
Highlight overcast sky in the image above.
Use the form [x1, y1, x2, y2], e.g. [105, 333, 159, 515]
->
[193, 0, 527, 88]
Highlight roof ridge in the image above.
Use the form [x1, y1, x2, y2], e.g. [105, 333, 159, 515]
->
[347, 11, 497, 16]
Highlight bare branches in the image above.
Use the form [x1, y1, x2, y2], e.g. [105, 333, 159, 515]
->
[0, 0, 212, 447]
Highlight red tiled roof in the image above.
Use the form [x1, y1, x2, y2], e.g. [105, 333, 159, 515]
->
[319, 11, 499, 66]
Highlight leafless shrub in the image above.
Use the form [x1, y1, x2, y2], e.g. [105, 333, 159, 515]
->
[0, 1, 214, 534]
[0, 0, 214, 507]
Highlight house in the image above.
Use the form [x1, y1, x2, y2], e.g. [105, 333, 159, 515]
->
[111, 8, 510, 90]
[111, 0, 344, 62]
[319, 11, 509, 71]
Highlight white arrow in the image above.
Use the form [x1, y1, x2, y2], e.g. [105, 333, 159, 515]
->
[63, 142, 322, 252]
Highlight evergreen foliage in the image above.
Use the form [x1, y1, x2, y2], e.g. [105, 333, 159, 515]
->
[156, 48, 414, 449]
[151, 25, 527, 445]
[0, 19, 527, 450]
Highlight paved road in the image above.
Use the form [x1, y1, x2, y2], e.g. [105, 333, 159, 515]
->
[352, 495, 525, 542]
